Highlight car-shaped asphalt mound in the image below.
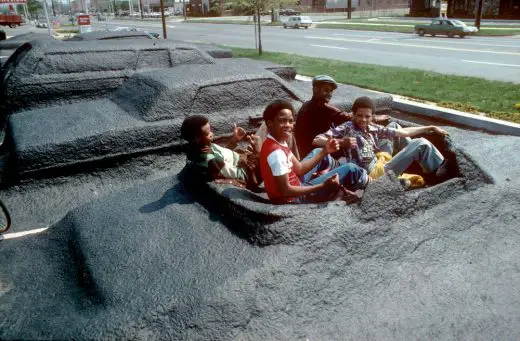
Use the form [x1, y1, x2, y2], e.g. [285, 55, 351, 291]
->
[0, 36, 518, 341]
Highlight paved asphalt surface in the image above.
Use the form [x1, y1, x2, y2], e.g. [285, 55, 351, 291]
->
[4, 20, 520, 83]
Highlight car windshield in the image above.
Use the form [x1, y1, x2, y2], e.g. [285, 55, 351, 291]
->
[450, 20, 466, 27]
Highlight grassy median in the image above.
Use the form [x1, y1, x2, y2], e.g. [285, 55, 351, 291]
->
[229, 47, 520, 123]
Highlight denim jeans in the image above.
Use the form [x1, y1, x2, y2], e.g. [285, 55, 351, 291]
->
[297, 148, 368, 203]
[380, 122, 444, 175]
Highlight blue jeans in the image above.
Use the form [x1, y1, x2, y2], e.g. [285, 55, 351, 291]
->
[380, 122, 444, 175]
[297, 148, 368, 203]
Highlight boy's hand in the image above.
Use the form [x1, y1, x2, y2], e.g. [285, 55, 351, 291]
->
[323, 137, 340, 155]
[247, 134, 263, 153]
[232, 123, 247, 142]
[323, 173, 340, 190]
[340, 137, 357, 149]
[429, 126, 448, 136]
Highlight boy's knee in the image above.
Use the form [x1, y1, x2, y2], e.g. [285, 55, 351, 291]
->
[386, 121, 402, 129]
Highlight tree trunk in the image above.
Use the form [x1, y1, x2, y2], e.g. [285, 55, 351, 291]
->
[257, 7, 262, 55]
[475, 0, 483, 29]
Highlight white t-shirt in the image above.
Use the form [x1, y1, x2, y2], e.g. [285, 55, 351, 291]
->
[266, 135, 294, 176]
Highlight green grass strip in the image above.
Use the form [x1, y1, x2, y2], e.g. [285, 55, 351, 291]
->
[229, 47, 520, 123]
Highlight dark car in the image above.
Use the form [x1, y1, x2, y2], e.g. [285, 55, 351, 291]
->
[415, 19, 478, 38]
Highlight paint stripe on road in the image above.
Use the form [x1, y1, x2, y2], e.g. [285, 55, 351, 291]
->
[305, 35, 520, 56]
[0, 227, 49, 241]
[462, 60, 520, 68]
[310, 44, 350, 50]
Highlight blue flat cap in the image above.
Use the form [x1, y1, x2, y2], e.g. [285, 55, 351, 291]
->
[312, 75, 338, 89]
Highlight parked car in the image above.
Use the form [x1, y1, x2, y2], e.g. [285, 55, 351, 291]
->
[283, 16, 312, 29]
[414, 19, 478, 38]
[36, 21, 48, 28]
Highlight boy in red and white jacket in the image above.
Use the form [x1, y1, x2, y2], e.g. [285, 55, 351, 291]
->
[259, 100, 369, 204]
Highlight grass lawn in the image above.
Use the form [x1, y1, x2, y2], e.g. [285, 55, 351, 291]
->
[229, 47, 520, 123]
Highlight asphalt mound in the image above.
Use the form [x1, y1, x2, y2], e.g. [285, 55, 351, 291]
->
[1, 39, 216, 112]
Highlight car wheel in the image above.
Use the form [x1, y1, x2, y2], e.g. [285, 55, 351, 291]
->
[447, 32, 454, 38]
[283, 24, 287, 29]
[304, 26, 308, 29]
[431, 33, 435, 37]
[458, 34, 465, 38]
[295, 24, 299, 29]
[418, 29, 425, 36]
[8, 24, 15, 28]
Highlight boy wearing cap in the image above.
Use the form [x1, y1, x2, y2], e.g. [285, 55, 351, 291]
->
[294, 75, 389, 158]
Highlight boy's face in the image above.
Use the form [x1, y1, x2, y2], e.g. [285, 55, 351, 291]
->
[312, 83, 335, 103]
[196, 122, 213, 146]
[267, 109, 294, 143]
[353, 108, 373, 131]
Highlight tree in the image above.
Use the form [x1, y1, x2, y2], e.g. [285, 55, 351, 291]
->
[27, 0, 42, 16]
[231, 0, 296, 55]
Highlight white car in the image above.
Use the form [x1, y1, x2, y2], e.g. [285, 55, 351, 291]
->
[283, 16, 312, 29]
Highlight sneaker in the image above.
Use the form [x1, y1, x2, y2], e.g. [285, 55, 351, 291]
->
[399, 178, 411, 190]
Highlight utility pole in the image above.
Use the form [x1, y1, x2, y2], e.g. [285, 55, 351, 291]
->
[256, 6, 262, 55]
[347, 0, 351, 19]
[160, 0, 167, 38]
[42, 0, 52, 36]
[474, 0, 484, 29]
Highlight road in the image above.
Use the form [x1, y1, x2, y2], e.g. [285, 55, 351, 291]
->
[4, 20, 520, 83]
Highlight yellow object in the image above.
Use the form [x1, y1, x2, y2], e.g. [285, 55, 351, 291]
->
[369, 152, 425, 188]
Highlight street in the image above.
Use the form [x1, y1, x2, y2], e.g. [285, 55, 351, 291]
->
[91, 19, 520, 83]
[4, 19, 520, 83]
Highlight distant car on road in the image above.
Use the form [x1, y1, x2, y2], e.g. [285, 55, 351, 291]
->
[283, 16, 312, 29]
[36, 22, 48, 28]
[415, 19, 478, 38]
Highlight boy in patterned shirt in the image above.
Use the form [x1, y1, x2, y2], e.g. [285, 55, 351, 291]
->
[312, 96, 451, 185]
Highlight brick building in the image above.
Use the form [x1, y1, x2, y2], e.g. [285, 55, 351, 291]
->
[410, 0, 520, 18]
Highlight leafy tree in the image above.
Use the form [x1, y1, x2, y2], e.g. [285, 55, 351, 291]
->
[27, 0, 42, 16]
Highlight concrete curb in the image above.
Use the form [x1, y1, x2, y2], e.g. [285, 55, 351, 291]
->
[295, 74, 520, 137]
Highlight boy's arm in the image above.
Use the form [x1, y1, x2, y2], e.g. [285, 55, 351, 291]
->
[292, 138, 339, 177]
[395, 125, 448, 138]
[274, 173, 339, 198]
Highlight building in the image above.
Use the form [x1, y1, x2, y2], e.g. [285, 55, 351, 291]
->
[300, 0, 409, 13]
[410, 0, 520, 18]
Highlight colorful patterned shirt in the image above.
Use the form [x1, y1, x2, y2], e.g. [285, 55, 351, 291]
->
[317, 121, 397, 172]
